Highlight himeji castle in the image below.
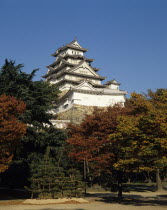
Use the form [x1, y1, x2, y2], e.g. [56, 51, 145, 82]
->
[43, 40, 127, 126]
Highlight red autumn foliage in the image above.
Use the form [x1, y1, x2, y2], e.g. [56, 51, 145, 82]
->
[0, 94, 27, 172]
[67, 106, 127, 167]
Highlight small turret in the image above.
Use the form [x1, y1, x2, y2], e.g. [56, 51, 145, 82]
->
[105, 79, 121, 90]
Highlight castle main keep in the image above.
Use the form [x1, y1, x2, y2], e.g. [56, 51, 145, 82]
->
[43, 40, 127, 126]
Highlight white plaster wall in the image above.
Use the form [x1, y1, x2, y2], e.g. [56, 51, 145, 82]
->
[92, 80, 101, 84]
[64, 75, 81, 81]
[49, 76, 65, 85]
[76, 67, 93, 76]
[64, 75, 101, 85]
[59, 83, 75, 91]
[67, 58, 80, 64]
[56, 91, 126, 113]
[66, 66, 71, 70]
[51, 120, 70, 129]
[65, 49, 83, 56]
[73, 92, 125, 107]
[109, 84, 119, 90]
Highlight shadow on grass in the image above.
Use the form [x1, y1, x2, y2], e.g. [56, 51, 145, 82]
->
[97, 194, 167, 206]
[86, 184, 167, 206]
[0, 188, 29, 200]
[123, 183, 156, 192]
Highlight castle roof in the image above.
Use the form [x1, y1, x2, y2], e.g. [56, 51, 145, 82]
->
[63, 54, 94, 62]
[105, 79, 121, 86]
[43, 60, 103, 80]
[53, 79, 106, 88]
[51, 40, 88, 57]
[47, 70, 106, 81]
[47, 54, 94, 68]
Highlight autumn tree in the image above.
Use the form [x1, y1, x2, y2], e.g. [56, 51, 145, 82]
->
[67, 89, 167, 199]
[127, 90, 167, 191]
[107, 90, 167, 194]
[0, 95, 26, 173]
[67, 106, 128, 195]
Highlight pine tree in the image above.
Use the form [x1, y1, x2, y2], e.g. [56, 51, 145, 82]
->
[27, 147, 83, 199]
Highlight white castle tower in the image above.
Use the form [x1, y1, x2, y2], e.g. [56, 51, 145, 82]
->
[43, 40, 127, 126]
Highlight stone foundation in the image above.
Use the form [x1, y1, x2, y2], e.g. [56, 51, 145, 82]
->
[55, 104, 97, 124]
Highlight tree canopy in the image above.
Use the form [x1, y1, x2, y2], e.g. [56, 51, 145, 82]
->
[0, 59, 59, 126]
[67, 89, 167, 197]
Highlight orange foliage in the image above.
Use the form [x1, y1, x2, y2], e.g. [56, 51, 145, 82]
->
[67, 106, 127, 166]
[0, 94, 27, 172]
[67, 89, 167, 183]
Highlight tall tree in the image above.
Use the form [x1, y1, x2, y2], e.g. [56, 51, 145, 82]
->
[67, 106, 129, 197]
[0, 59, 67, 188]
[0, 95, 26, 172]
[128, 90, 167, 191]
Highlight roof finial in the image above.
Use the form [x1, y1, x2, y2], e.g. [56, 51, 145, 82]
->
[74, 36, 77, 41]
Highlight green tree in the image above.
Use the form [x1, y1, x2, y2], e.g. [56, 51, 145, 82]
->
[0, 59, 59, 126]
[0, 59, 67, 188]
[27, 147, 83, 199]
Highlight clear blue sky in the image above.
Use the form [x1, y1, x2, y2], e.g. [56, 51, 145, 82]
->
[0, 0, 166, 96]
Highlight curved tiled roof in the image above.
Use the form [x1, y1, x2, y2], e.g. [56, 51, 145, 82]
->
[53, 79, 106, 88]
[105, 79, 121, 86]
[43, 62, 75, 78]
[48, 70, 106, 81]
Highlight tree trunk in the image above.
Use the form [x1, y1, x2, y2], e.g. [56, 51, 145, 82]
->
[147, 172, 152, 184]
[156, 169, 163, 191]
[117, 171, 123, 203]
[118, 182, 123, 203]
[83, 159, 87, 195]
[127, 178, 131, 184]
[86, 160, 92, 187]
[143, 172, 152, 184]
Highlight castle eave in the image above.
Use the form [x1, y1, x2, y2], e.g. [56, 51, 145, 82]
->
[50, 79, 106, 88]
[52, 71, 106, 81]
[72, 88, 127, 95]
[63, 54, 94, 62]
[47, 60, 74, 68]
[43, 63, 75, 78]
[92, 67, 100, 71]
